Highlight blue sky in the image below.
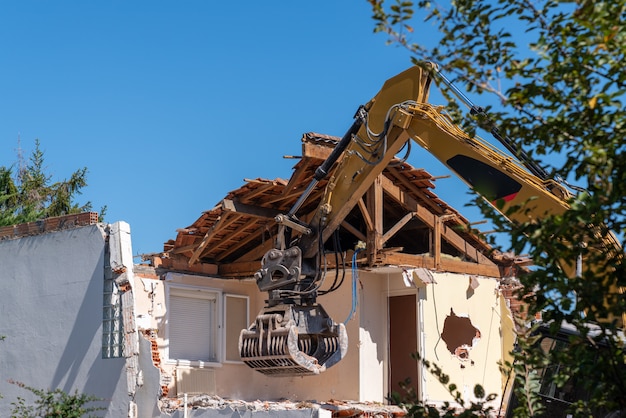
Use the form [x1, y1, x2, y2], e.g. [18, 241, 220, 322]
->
[0, 1, 491, 257]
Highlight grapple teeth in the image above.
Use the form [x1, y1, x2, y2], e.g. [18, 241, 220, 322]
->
[239, 304, 347, 377]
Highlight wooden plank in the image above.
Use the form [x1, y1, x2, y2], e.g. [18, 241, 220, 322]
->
[357, 197, 374, 232]
[434, 216, 442, 269]
[233, 233, 277, 263]
[380, 252, 501, 277]
[239, 180, 283, 203]
[163, 254, 219, 275]
[301, 138, 334, 161]
[382, 212, 415, 245]
[188, 212, 236, 265]
[218, 260, 261, 277]
[340, 220, 367, 242]
[222, 198, 281, 220]
[385, 166, 444, 215]
[215, 218, 269, 262]
[379, 175, 494, 266]
[169, 244, 196, 255]
[281, 161, 311, 197]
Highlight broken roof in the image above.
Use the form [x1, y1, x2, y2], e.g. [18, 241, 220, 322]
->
[159, 132, 504, 278]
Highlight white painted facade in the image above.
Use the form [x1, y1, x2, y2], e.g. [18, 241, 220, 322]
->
[0, 219, 514, 417]
[0, 223, 131, 417]
[132, 266, 514, 410]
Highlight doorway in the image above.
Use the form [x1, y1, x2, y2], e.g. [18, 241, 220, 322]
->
[388, 294, 419, 400]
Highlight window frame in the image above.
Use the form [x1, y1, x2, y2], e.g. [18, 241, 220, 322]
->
[223, 294, 250, 364]
[165, 283, 222, 367]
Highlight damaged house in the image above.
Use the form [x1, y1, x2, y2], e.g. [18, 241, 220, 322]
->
[147, 132, 521, 413]
[0, 130, 522, 417]
[2, 65, 547, 417]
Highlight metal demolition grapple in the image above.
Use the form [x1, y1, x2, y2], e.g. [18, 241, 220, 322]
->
[239, 244, 348, 376]
[238, 108, 367, 377]
[239, 303, 347, 376]
[239, 65, 436, 376]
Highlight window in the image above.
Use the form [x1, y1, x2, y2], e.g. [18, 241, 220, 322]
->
[167, 285, 220, 364]
[102, 247, 123, 359]
[224, 295, 249, 362]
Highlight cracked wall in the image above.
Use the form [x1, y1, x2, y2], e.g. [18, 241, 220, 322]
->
[420, 272, 508, 407]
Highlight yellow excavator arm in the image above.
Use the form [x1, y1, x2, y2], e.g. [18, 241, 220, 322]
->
[240, 63, 623, 377]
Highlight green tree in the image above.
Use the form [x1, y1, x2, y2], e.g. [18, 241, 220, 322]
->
[0, 139, 105, 226]
[9, 381, 104, 418]
[369, 0, 626, 416]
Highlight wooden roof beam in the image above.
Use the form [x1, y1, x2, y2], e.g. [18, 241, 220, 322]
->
[239, 179, 286, 203]
[381, 212, 415, 246]
[188, 212, 238, 265]
[340, 220, 367, 242]
[357, 197, 374, 232]
[380, 252, 501, 277]
[222, 198, 281, 220]
[379, 175, 494, 266]
[385, 165, 443, 215]
[216, 219, 272, 262]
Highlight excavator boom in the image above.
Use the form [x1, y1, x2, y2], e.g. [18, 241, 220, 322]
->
[239, 65, 434, 376]
[240, 63, 623, 377]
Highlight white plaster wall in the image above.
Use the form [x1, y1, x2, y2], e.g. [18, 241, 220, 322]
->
[420, 272, 504, 408]
[133, 271, 362, 402]
[355, 269, 508, 408]
[133, 266, 508, 407]
[356, 271, 388, 403]
[0, 224, 129, 417]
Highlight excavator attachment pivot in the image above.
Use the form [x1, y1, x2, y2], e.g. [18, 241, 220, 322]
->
[239, 304, 347, 377]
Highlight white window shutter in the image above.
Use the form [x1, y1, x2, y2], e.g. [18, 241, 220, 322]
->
[169, 293, 216, 362]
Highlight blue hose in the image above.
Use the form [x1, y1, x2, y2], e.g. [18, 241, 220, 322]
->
[343, 247, 363, 325]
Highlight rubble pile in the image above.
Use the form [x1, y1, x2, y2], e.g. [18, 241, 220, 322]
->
[159, 395, 407, 417]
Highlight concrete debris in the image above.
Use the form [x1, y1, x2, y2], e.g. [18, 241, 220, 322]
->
[159, 395, 406, 417]
[321, 400, 406, 417]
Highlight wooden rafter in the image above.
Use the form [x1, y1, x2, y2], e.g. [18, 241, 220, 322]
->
[216, 218, 270, 262]
[239, 179, 285, 203]
[188, 212, 237, 265]
[170, 243, 197, 255]
[222, 198, 281, 220]
[380, 252, 501, 277]
[341, 220, 367, 242]
[379, 175, 494, 266]
[282, 160, 312, 197]
[263, 188, 306, 208]
[385, 166, 443, 215]
[357, 197, 374, 232]
[233, 234, 277, 263]
[382, 212, 415, 245]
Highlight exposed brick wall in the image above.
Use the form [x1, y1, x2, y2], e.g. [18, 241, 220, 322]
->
[142, 330, 170, 398]
[499, 279, 529, 330]
[0, 212, 98, 240]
